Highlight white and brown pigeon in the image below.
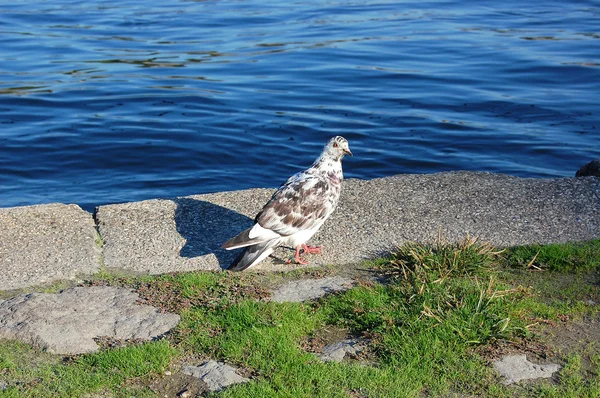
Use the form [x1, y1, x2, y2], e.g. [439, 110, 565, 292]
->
[222, 136, 352, 271]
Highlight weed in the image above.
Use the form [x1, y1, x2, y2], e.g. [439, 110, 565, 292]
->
[386, 235, 502, 284]
[94, 232, 103, 249]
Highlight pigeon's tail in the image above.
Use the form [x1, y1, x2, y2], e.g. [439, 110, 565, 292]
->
[221, 227, 254, 250]
[221, 224, 280, 250]
[227, 240, 279, 272]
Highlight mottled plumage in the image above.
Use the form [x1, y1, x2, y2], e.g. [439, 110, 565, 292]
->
[222, 136, 352, 271]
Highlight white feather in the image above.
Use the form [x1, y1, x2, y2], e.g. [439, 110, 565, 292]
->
[248, 222, 280, 240]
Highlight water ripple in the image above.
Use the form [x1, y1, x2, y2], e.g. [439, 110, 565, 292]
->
[0, 0, 599, 210]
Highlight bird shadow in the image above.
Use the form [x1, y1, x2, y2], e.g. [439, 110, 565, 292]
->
[173, 197, 254, 269]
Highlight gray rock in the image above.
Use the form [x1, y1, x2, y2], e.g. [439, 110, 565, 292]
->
[0, 382, 7, 392]
[493, 354, 561, 384]
[182, 361, 249, 392]
[576, 159, 600, 177]
[95, 172, 600, 274]
[270, 276, 354, 303]
[0, 203, 100, 290]
[0, 286, 180, 355]
[319, 339, 364, 362]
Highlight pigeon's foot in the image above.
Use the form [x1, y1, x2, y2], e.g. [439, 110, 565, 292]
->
[301, 244, 322, 254]
[285, 244, 322, 265]
[288, 256, 309, 265]
[284, 245, 311, 265]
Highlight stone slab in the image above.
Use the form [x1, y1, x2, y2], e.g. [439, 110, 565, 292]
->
[0, 203, 100, 290]
[319, 339, 365, 362]
[0, 286, 180, 354]
[493, 354, 561, 384]
[182, 361, 249, 392]
[270, 276, 355, 303]
[96, 172, 600, 273]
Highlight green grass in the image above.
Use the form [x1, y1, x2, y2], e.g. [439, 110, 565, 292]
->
[0, 340, 177, 397]
[504, 270, 599, 323]
[94, 231, 104, 249]
[174, 237, 527, 397]
[181, 298, 478, 397]
[504, 239, 600, 272]
[1, 238, 600, 397]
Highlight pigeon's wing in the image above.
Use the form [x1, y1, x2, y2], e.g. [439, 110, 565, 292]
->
[255, 173, 335, 238]
[221, 171, 313, 251]
[222, 171, 336, 251]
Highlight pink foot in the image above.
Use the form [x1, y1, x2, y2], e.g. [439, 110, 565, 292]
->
[301, 244, 322, 254]
[285, 245, 311, 265]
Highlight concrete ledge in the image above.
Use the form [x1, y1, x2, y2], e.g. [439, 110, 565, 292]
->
[0, 203, 100, 290]
[96, 188, 275, 273]
[1, 172, 599, 289]
[96, 172, 600, 274]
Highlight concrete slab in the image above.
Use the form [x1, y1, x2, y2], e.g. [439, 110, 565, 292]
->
[0, 286, 180, 355]
[493, 354, 561, 384]
[319, 339, 366, 362]
[96, 172, 600, 273]
[96, 190, 274, 274]
[270, 276, 355, 303]
[0, 203, 100, 290]
[182, 361, 249, 392]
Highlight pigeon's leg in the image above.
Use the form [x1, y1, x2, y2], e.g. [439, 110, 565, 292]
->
[285, 245, 320, 265]
[288, 245, 309, 265]
[301, 243, 322, 254]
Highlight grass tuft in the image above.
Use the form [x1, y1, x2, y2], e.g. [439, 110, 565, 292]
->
[386, 235, 502, 284]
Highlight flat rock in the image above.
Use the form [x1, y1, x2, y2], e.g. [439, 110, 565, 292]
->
[182, 361, 249, 392]
[95, 172, 600, 274]
[319, 339, 365, 362]
[270, 276, 354, 303]
[493, 354, 561, 384]
[0, 286, 180, 355]
[0, 203, 100, 290]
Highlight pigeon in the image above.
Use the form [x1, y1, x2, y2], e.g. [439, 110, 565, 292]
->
[222, 136, 352, 271]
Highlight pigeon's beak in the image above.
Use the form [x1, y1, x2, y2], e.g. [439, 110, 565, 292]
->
[343, 148, 353, 156]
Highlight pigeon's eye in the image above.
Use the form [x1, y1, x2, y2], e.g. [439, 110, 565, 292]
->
[333, 142, 339, 148]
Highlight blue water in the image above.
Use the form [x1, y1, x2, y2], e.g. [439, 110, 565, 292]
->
[1, 1, 599, 211]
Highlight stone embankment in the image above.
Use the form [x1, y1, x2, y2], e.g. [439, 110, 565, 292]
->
[1, 171, 599, 291]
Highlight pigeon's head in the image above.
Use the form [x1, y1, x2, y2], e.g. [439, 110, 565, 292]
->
[323, 136, 352, 161]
